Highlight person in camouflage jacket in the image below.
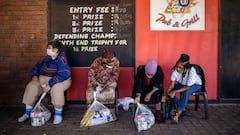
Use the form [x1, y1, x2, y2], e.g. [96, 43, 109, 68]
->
[86, 49, 120, 105]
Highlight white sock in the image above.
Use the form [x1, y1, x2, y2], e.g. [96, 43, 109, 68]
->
[54, 108, 63, 116]
[26, 105, 33, 116]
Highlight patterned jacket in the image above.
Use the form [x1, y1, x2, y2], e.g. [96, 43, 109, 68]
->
[31, 52, 71, 87]
[88, 56, 120, 88]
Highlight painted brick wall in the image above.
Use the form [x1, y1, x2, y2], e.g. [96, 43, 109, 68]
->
[0, 0, 47, 106]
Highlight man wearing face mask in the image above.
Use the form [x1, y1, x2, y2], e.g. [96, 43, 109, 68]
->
[166, 53, 202, 123]
[18, 39, 71, 124]
[86, 49, 120, 108]
[132, 60, 164, 124]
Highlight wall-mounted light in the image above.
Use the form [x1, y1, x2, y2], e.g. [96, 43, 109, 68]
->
[179, 0, 189, 7]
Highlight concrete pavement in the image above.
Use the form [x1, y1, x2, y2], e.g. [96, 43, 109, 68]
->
[1, 104, 240, 135]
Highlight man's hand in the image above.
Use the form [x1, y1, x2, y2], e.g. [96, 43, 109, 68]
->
[42, 84, 51, 93]
[31, 76, 38, 82]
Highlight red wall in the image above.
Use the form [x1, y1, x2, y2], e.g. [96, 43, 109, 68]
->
[136, 0, 219, 100]
[67, 67, 134, 100]
[68, 0, 219, 101]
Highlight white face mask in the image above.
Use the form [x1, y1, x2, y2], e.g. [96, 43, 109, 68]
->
[146, 73, 154, 78]
[106, 65, 113, 69]
[47, 49, 55, 57]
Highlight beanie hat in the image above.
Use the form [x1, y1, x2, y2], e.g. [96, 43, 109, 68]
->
[145, 60, 157, 75]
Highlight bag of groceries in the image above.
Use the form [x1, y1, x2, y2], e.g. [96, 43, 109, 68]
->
[31, 92, 51, 127]
[134, 103, 155, 132]
[80, 92, 113, 127]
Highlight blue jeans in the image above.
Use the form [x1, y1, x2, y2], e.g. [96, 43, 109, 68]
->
[172, 83, 201, 111]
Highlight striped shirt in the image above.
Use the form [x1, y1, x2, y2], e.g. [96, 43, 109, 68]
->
[31, 52, 71, 87]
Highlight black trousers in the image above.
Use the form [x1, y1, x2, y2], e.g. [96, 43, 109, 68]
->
[140, 89, 163, 104]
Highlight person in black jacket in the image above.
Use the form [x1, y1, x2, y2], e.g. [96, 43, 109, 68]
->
[132, 60, 164, 124]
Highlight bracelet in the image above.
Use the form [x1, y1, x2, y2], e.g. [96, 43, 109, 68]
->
[153, 87, 159, 91]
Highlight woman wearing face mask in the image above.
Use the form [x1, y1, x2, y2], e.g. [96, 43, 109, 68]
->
[166, 53, 202, 123]
[86, 49, 120, 115]
[18, 39, 71, 124]
[132, 60, 164, 124]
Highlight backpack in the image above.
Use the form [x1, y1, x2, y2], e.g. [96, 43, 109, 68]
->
[190, 64, 206, 92]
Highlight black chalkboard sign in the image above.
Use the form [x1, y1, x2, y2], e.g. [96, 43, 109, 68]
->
[48, 0, 135, 67]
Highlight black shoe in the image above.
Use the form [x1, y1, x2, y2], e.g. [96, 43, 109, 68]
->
[155, 112, 164, 124]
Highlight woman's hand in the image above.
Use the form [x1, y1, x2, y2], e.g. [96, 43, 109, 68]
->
[144, 93, 151, 102]
[134, 96, 140, 104]
[161, 95, 168, 102]
[168, 90, 176, 98]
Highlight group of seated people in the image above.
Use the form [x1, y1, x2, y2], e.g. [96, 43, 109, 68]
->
[17, 40, 203, 125]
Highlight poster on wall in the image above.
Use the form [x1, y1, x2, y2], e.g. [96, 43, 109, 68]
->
[150, 0, 205, 30]
[48, 0, 135, 67]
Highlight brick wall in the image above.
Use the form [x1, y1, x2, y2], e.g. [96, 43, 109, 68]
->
[0, 0, 47, 106]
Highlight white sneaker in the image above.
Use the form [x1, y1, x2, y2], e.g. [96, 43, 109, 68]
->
[18, 114, 29, 122]
[53, 115, 62, 124]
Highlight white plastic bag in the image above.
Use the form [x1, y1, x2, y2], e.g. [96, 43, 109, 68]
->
[80, 92, 113, 127]
[134, 103, 155, 132]
[117, 97, 134, 111]
[31, 92, 51, 127]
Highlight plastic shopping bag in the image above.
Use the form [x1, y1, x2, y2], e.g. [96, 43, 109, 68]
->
[134, 103, 155, 132]
[31, 92, 51, 127]
[117, 97, 134, 111]
[80, 92, 113, 127]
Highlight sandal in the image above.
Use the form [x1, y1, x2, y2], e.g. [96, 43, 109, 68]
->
[173, 114, 179, 123]
[172, 111, 181, 124]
